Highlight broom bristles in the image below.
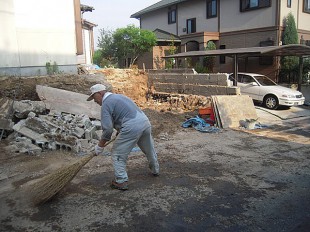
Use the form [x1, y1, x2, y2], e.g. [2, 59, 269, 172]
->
[30, 154, 95, 205]
[30, 137, 116, 205]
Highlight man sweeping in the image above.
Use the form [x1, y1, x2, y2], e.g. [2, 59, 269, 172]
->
[87, 84, 160, 190]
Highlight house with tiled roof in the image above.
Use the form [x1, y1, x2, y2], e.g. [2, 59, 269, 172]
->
[132, 0, 310, 82]
[136, 29, 181, 69]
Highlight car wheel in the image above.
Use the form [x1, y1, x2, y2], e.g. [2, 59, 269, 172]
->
[263, 95, 279, 110]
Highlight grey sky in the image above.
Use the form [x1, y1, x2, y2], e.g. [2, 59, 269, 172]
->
[80, 0, 160, 48]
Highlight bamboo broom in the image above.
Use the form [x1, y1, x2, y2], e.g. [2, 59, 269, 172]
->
[30, 138, 116, 205]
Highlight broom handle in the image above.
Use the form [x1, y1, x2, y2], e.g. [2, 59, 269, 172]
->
[104, 136, 117, 147]
[90, 136, 117, 157]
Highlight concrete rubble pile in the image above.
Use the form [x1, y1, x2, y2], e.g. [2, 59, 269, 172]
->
[0, 85, 106, 155]
[9, 111, 102, 155]
[2, 103, 103, 155]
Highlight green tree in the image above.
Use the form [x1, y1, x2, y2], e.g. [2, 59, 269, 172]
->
[283, 13, 298, 46]
[165, 36, 177, 69]
[281, 12, 299, 82]
[204, 41, 217, 72]
[92, 50, 102, 66]
[113, 25, 157, 67]
[97, 28, 117, 67]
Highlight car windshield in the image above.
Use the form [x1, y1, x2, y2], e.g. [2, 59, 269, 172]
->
[254, 75, 277, 86]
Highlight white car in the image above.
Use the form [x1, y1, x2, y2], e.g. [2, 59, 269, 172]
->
[228, 72, 305, 110]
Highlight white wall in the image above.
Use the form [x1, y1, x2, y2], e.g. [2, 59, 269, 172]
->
[140, 0, 218, 36]
[84, 29, 91, 65]
[280, 0, 310, 31]
[297, 1, 310, 31]
[140, 9, 177, 35]
[0, 0, 78, 76]
[220, 0, 276, 33]
[280, 0, 298, 26]
[178, 0, 218, 36]
[0, 0, 20, 68]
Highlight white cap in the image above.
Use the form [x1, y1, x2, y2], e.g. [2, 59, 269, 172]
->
[87, 84, 107, 101]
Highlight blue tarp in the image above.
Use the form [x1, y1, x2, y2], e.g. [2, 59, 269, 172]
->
[182, 116, 220, 133]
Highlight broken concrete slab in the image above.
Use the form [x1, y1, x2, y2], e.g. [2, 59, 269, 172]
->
[36, 85, 101, 119]
[13, 120, 49, 145]
[0, 118, 14, 130]
[212, 95, 258, 128]
[13, 100, 46, 118]
[0, 97, 14, 118]
[5, 137, 42, 155]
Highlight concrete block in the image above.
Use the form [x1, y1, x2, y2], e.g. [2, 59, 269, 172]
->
[85, 126, 97, 140]
[80, 115, 92, 129]
[13, 120, 48, 143]
[71, 127, 85, 138]
[0, 118, 14, 130]
[76, 139, 92, 153]
[6, 137, 42, 155]
[148, 68, 195, 74]
[25, 117, 50, 134]
[95, 130, 102, 140]
[226, 87, 240, 95]
[77, 139, 89, 148]
[91, 120, 101, 130]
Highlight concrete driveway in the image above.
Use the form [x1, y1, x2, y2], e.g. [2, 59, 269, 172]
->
[256, 105, 310, 122]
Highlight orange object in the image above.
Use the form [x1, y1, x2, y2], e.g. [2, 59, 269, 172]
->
[210, 110, 215, 121]
[199, 107, 213, 115]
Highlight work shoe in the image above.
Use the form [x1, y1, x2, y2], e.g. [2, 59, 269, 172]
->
[110, 180, 128, 191]
[149, 164, 159, 177]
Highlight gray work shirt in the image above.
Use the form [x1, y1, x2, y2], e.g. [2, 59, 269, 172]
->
[100, 93, 146, 141]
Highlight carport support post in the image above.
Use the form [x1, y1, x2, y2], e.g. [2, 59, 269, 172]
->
[298, 56, 303, 91]
[233, 54, 238, 86]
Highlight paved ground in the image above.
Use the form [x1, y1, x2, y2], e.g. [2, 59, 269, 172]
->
[0, 105, 309, 231]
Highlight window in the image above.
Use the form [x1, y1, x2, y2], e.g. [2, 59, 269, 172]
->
[187, 18, 196, 34]
[287, 0, 291, 8]
[250, 0, 259, 7]
[259, 40, 274, 65]
[168, 9, 176, 24]
[304, 0, 310, 13]
[237, 74, 242, 82]
[242, 75, 254, 84]
[219, 45, 226, 64]
[240, 0, 271, 12]
[207, 0, 217, 18]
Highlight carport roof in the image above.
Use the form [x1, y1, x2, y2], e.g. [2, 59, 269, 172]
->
[164, 44, 310, 58]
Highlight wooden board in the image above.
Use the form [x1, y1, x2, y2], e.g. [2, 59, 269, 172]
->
[36, 85, 101, 119]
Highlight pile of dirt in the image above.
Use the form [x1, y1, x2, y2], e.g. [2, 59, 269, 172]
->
[97, 68, 149, 108]
[0, 68, 197, 142]
[0, 74, 108, 101]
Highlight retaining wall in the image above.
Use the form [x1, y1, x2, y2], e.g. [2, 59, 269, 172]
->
[148, 73, 240, 96]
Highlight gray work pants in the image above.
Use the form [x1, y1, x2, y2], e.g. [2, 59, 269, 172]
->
[111, 112, 159, 183]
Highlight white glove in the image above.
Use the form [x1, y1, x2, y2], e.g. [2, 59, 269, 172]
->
[94, 145, 104, 155]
